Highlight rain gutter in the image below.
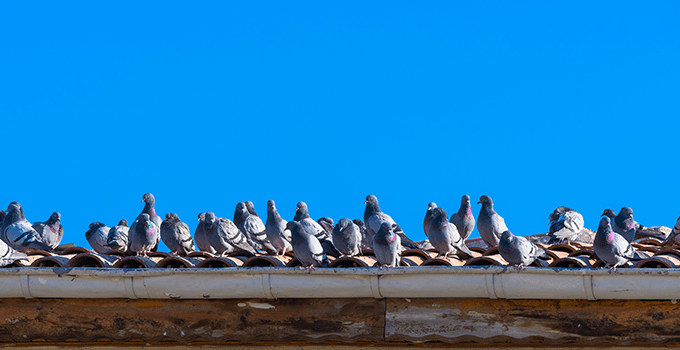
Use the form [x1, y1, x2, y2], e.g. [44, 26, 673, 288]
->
[1, 266, 678, 300]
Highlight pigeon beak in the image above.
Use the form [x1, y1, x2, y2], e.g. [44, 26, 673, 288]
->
[363, 200, 367, 204]
[141, 199, 145, 203]
[476, 200, 482, 204]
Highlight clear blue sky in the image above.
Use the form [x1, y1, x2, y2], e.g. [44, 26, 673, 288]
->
[2, 1, 679, 251]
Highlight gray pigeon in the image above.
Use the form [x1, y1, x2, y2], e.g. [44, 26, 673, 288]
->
[203, 212, 257, 256]
[423, 202, 437, 236]
[594, 216, 645, 271]
[265, 200, 292, 256]
[85, 222, 112, 254]
[194, 212, 216, 253]
[498, 230, 549, 269]
[450, 195, 476, 241]
[363, 195, 418, 249]
[476, 195, 508, 247]
[140, 193, 162, 229]
[128, 213, 160, 256]
[0, 225, 27, 266]
[547, 206, 584, 244]
[332, 218, 362, 257]
[32, 211, 63, 249]
[1, 202, 53, 252]
[105, 219, 129, 251]
[288, 221, 328, 268]
[372, 222, 401, 267]
[353, 219, 373, 252]
[294, 202, 340, 257]
[317, 217, 335, 236]
[427, 207, 473, 259]
[234, 202, 277, 254]
[161, 213, 196, 256]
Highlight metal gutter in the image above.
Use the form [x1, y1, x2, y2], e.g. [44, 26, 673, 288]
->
[0, 266, 679, 300]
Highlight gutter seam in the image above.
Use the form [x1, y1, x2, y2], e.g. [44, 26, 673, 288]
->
[583, 275, 596, 300]
[370, 275, 383, 299]
[261, 274, 274, 299]
[485, 273, 497, 299]
[19, 275, 32, 299]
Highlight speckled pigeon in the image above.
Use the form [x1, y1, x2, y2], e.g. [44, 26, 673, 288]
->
[85, 222, 112, 254]
[547, 206, 584, 244]
[288, 221, 329, 268]
[332, 218, 362, 257]
[363, 195, 417, 249]
[1, 202, 53, 252]
[234, 202, 277, 254]
[450, 195, 475, 241]
[372, 222, 401, 267]
[476, 195, 508, 247]
[161, 213, 196, 256]
[498, 230, 549, 269]
[294, 202, 340, 257]
[194, 212, 216, 253]
[265, 200, 292, 256]
[203, 212, 257, 256]
[105, 219, 129, 251]
[423, 202, 437, 236]
[427, 207, 473, 259]
[32, 212, 63, 249]
[594, 216, 645, 271]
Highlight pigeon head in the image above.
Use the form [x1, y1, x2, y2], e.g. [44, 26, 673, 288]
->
[616, 207, 635, 230]
[597, 216, 615, 244]
[461, 195, 471, 203]
[118, 219, 128, 227]
[197, 212, 206, 222]
[431, 207, 449, 226]
[337, 218, 352, 230]
[459, 195, 473, 217]
[294, 202, 310, 221]
[88, 222, 106, 230]
[363, 195, 382, 221]
[49, 212, 61, 221]
[5, 202, 25, 222]
[500, 230, 514, 241]
[318, 217, 334, 234]
[286, 221, 307, 238]
[139, 213, 151, 222]
[165, 212, 179, 221]
[204, 212, 216, 226]
[245, 201, 258, 216]
[427, 202, 437, 210]
[141, 193, 155, 203]
[138, 213, 155, 235]
[364, 195, 379, 207]
[377, 222, 396, 242]
[477, 195, 493, 207]
[601, 209, 616, 218]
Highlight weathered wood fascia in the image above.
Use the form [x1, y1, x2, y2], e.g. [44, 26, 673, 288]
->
[1, 266, 680, 300]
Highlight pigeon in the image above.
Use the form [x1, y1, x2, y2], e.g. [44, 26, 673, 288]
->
[1, 202, 53, 252]
[547, 206, 584, 244]
[423, 202, 437, 236]
[663, 216, 680, 247]
[294, 202, 340, 257]
[498, 230, 549, 269]
[32, 212, 63, 249]
[105, 219, 129, 251]
[203, 212, 257, 256]
[139, 193, 162, 229]
[161, 213, 196, 256]
[128, 213, 160, 256]
[353, 219, 373, 252]
[476, 195, 508, 247]
[372, 222, 401, 267]
[363, 195, 418, 249]
[234, 202, 277, 254]
[594, 216, 646, 271]
[288, 221, 329, 268]
[85, 222, 112, 254]
[450, 195, 476, 241]
[332, 218, 362, 257]
[317, 217, 335, 236]
[265, 200, 292, 256]
[427, 207, 473, 259]
[194, 212, 216, 253]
